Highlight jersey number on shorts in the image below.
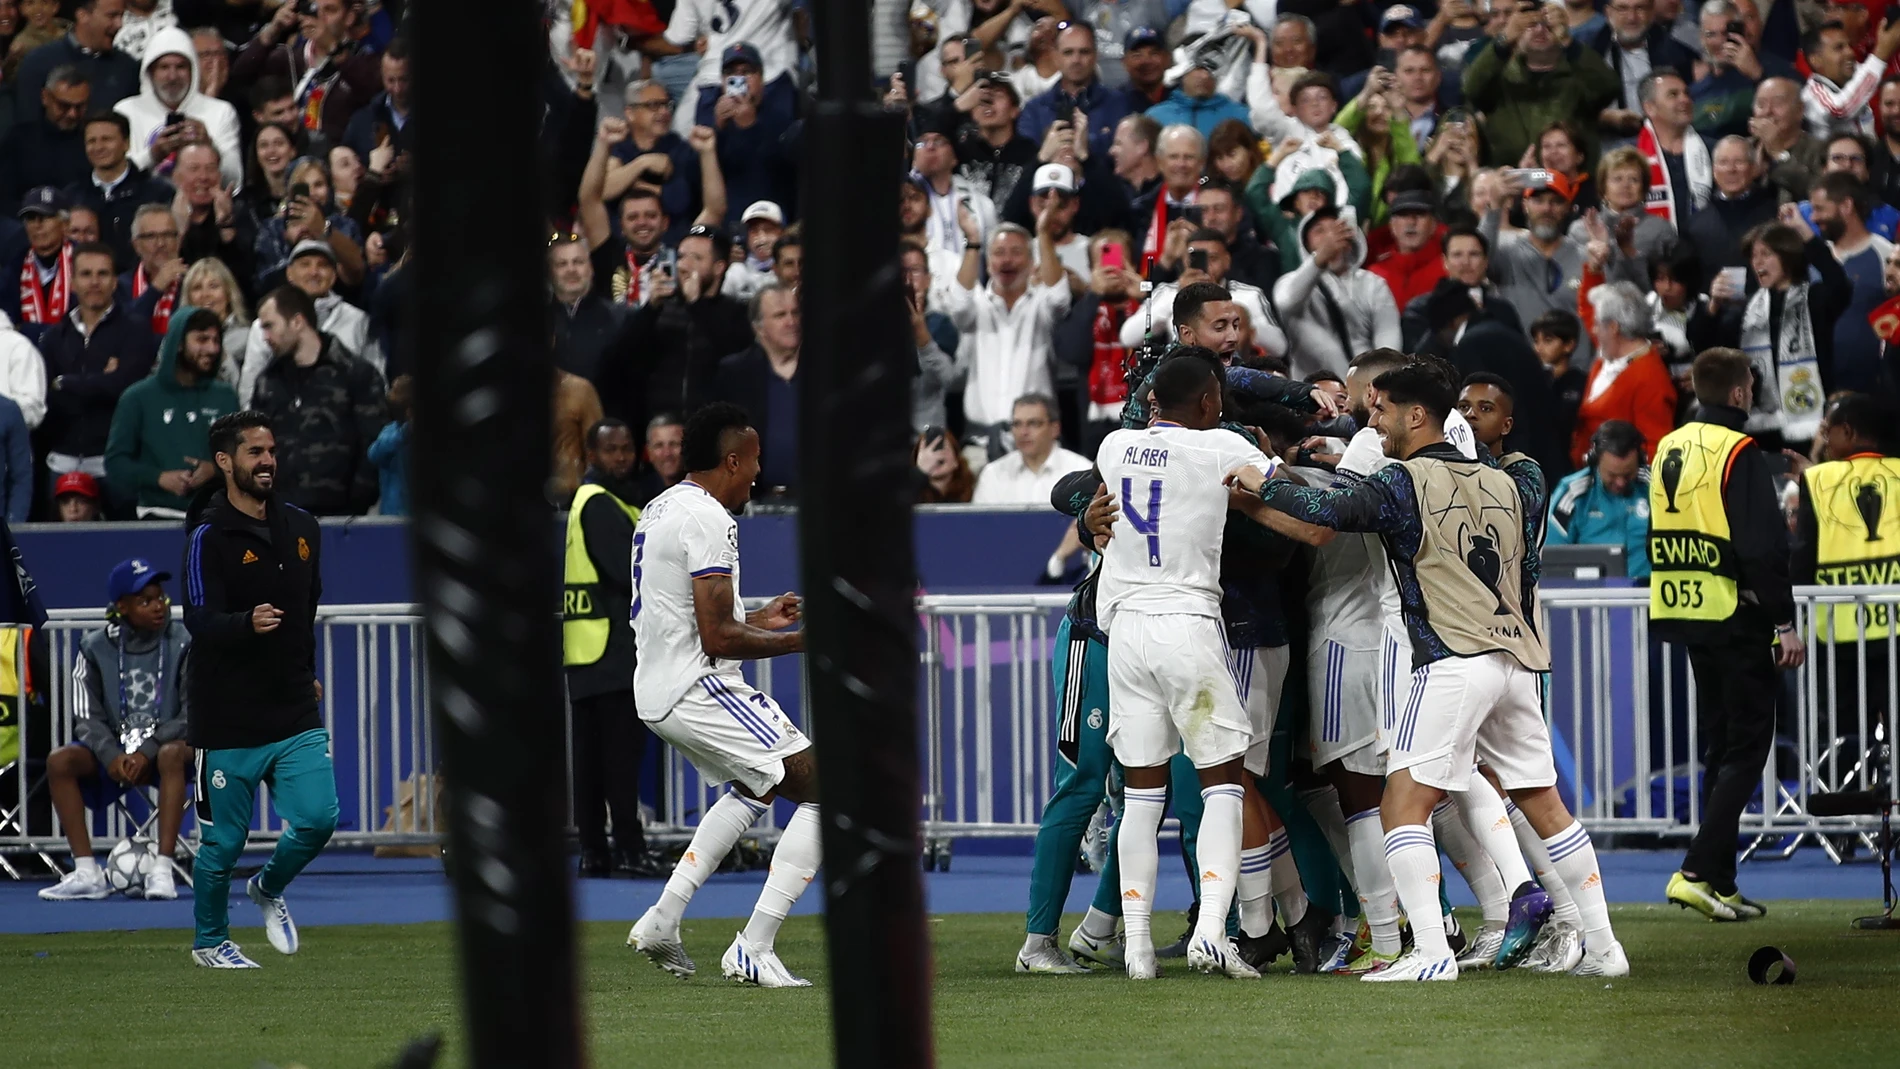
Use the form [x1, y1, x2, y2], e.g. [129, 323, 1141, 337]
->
[1120, 477, 1163, 566]
[629, 531, 647, 621]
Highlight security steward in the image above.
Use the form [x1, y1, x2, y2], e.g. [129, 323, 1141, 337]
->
[1649, 349, 1804, 924]
[1793, 393, 1900, 768]
[563, 418, 660, 878]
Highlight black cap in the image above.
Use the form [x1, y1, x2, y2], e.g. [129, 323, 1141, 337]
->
[17, 186, 67, 219]
[721, 43, 763, 72]
[683, 223, 732, 259]
[1388, 189, 1436, 216]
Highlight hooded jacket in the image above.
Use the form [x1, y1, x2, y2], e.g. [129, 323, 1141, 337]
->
[0, 310, 46, 430]
[1144, 89, 1252, 140]
[73, 617, 191, 768]
[114, 27, 244, 188]
[1272, 211, 1402, 379]
[104, 305, 241, 512]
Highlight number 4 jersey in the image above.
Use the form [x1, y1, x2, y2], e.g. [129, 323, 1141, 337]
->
[631, 480, 748, 719]
[1095, 423, 1277, 631]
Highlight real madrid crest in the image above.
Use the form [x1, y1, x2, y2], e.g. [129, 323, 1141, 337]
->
[297, 536, 310, 561]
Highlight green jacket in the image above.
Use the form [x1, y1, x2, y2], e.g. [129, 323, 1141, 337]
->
[1245, 154, 1373, 274]
[1336, 98, 1424, 227]
[104, 306, 240, 512]
[1462, 40, 1619, 171]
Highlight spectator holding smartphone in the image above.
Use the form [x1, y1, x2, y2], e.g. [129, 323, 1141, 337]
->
[915, 426, 976, 503]
[116, 27, 242, 188]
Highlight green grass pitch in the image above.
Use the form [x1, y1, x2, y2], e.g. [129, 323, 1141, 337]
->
[4, 904, 1898, 1068]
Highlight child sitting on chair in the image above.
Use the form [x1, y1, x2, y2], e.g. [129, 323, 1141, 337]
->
[39, 559, 193, 901]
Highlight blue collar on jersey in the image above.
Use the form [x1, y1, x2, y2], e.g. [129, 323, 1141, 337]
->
[1151, 420, 1183, 428]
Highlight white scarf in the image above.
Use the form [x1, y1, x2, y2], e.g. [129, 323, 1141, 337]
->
[1740, 284, 1826, 440]
[1637, 119, 1711, 227]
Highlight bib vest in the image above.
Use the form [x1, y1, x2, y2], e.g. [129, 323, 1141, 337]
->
[1648, 421, 1750, 624]
[1802, 454, 1900, 642]
[563, 483, 641, 667]
[1397, 455, 1550, 671]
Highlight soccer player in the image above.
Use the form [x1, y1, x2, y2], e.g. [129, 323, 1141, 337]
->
[183, 411, 337, 969]
[1233, 360, 1629, 980]
[1093, 353, 1282, 980]
[627, 403, 819, 988]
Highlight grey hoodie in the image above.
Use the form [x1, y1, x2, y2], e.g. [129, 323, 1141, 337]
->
[71, 619, 191, 767]
[1271, 210, 1402, 379]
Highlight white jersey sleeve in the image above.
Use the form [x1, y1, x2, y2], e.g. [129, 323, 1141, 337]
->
[668, 0, 800, 87]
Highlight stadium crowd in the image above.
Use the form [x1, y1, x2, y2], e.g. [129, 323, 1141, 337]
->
[0, 0, 1897, 527]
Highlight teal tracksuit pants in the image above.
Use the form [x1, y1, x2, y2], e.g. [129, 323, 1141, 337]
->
[1025, 619, 1201, 935]
[193, 728, 339, 948]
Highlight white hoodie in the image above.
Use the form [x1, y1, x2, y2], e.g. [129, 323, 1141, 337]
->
[1272, 210, 1401, 380]
[115, 26, 243, 188]
[0, 310, 48, 430]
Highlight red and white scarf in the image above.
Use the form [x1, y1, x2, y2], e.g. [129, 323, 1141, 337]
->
[18, 244, 72, 326]
[131, 265, 176, 335]
[1637, 119, 1711, 227]
[1142, 188, 1196, 273]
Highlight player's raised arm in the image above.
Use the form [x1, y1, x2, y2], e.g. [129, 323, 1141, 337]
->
[693, 573, 803, 660]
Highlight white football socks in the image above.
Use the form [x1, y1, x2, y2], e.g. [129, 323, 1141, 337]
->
[1079, 906, 1118, 941]
[1347, 807, 1403, 955]
[1238, 844, 1274, 937]
[1542, 819, 1616, 947]
[1434, 797, 1508, 927]
[742, 802, 821, 950]
[1194, 785, 1245, 945]
[1298, 785, 1357, 888]
[1459, 773, 1534, 899]
[1508, 799, 1582, 927]
[1383, 824, 1450, 958]
[654, 790, 767, 933]
[1264, 826, 1308, 927]
[1116, 787, 1168, 954]
[74, 856, 101, 878]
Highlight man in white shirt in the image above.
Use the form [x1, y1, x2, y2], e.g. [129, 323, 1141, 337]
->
[943, 217, 1076, 454]
[1092, 354, 1279, 981]
[972, 393, 1091, 503]
[1026, 163, 1091, 280]
[916, 115, 1000, 255]
[114, 26, 242, 188]
[626, 402, 820, 989]
[1121, 233, 1287, 361]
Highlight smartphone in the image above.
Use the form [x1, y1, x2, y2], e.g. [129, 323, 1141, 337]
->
[1182, 204, 1204, 225]
[658, 247, 678, 276]
[1727, 19, 1744, 38]
[290, 181, 310, 199]
[724, 74, 749, 98]
[1504, 168, 1552, 190]
[1055, 99, 1074, 127]
[164, 111, 184, 128]
[1101, 243, 1124, 271]
[1188, 248, 1209, 272]
[923, 424, 947, 450]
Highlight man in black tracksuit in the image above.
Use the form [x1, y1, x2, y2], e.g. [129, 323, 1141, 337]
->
[563, 419, 659, 877]
[183, 409, 336, 969]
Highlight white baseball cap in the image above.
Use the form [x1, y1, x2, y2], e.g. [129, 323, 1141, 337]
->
[740, 200, 784, 225]
[1032, 163, 1076, 195]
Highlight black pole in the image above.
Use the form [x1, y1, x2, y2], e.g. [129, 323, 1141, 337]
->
[413, 2, 583, 1066]
[800, 1, 935, 1066]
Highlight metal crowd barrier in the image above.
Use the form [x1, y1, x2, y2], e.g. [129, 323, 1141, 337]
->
[5, 588, 1896, 870]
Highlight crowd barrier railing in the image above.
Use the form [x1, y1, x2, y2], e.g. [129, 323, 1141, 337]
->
[4, 588, 1894, 870]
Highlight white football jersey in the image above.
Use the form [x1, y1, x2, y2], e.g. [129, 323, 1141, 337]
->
[666, 0, 800, 87]
[632, 480, 748, 719]
[1290, 465, 1387, 652]
[1095, 423, 1275, 629]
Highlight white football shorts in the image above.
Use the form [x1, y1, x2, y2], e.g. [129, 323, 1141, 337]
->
[1106, 613, 1251, 770]
[1385, 651, 1556, 793]
[648, 674, 810, 797]
[1227, 644, 1290, 776]
[1309, 637, 1383, 775]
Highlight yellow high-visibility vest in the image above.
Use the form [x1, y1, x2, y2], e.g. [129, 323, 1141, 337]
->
[563, 483, 640, 667]
[1649, 421, 1752, 623]
[1802, 454, 1900, 642]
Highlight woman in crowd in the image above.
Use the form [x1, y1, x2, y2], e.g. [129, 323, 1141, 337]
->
[1568, 146, 1675, 264]
[253, 155, 367, 291]
[915, 428, 976, 504]
[1339, 81, 1420, 227]
[1517, 121, 1598, 224]
[1714, 216, 1851, 449]
[1207, 119, 1265, 193]
[181, 257, 251, 388]
[1423, 112, 1482, 219]
[241, 121, 302, 223]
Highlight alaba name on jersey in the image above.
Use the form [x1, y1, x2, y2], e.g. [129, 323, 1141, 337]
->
[1094, 423, 1276, 630]
[630, 480, 748, 718]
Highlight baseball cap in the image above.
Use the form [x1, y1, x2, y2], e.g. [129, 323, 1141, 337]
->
[1380, 4, 1425, 32]
[53, 472, 99, 499]
[741, 201, 784, 226]
[1032, 163, 1076, 195]
[1523, 172, 1578, 202]
[684, 223, 732, 259]
[1124, 26, 1165, 52]
[1388, 189, 1436, 215]
[721, 43, 763, 72]
[975, 68, 1021, 105]
[107, 558, 171, 604]
[290, 238, 338, 264]
[18, 186, 67, 219]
